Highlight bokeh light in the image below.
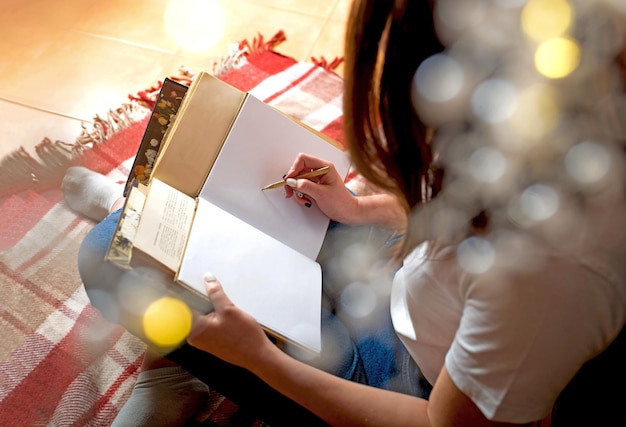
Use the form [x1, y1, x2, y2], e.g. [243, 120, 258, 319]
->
[521, 0, 573, 41]
[520, 184, 560, 221]
[565, 141, 612, 184]
[416, 0, 623, 272]
[471, 78, 518, 123]
[508, 84, 560, 141]
[143, 296, 193, 347]
[468, 147, 507, 183]
[534, 37, 581, 79]
[340, 282, 377, 319]
[164, 0, 226, 53]
[457, 237, 495, 274]
[415, 54, 464, 102]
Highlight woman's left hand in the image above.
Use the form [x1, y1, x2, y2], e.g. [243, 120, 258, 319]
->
[187, 275, 278, 369]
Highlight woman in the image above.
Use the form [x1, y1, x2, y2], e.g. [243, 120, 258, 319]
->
[70, 0, 626, 425]
[187, 0, 626, 424]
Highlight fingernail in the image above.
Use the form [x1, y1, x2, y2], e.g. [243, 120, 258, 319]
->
[203, 272, 217, 284]
[282, 174, 287, 179]
[296, 191, 303, 198]
[286, 178, 297, 187]
[305, 202, 312, 208]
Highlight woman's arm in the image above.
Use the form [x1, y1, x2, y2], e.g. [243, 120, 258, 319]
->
[258, 352, 520, 427]
[350, 192, 408, 231]
[256, 345, 431, 427]
[187, 279, 522, 427]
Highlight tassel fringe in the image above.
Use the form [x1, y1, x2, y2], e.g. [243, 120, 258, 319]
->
[0, 102, 148, 198]
[311, 56, 344, 72]
[240, 30, 287, 56]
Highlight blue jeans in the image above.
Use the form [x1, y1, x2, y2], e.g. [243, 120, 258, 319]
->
[78, 209, 431, 426]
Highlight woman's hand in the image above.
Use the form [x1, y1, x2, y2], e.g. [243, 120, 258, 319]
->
[283, 153, 359, 224]
[187, 274, 279, 369]
[284, 153, 408, 231]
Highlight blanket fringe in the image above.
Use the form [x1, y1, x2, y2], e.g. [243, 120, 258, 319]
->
[240, 30, 287, 56]
[0, 102, 148, 198]
[75, 102, 149, 148]
[210, 42, 250, 76]
[311, 56, 344, 72]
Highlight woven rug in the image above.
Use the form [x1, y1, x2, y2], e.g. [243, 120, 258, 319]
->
[0, 31, 350, 426]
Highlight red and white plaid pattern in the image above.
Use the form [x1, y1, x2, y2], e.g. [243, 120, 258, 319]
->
[0, 35, 347, 426]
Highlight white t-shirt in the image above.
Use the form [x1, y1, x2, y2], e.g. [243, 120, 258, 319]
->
[390, 199, 626, 423]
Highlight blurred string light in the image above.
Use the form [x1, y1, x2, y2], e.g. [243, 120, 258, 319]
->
[508, 84, 560, 141]
[534, 37, 581, 79]
[468, 147, 508, 183]
[412, 0, 626, 275]
[521, 0, 573, 41]
[521, 0, 581, 79]
[143, 296, 193, 348]
[564, 140, 612, 184]
[416, 54, 465, 102]
[457, 237, 496, 274]
[519, 184, 560, 221]
[471, 78, 518, 123]
[340, 282, 378, 318]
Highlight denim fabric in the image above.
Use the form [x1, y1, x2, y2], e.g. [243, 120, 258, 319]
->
[78, 209, 431, 425]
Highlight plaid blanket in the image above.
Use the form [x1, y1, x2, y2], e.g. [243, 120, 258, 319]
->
[0, 32, 347, 426]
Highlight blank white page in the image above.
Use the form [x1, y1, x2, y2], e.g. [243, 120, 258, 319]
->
[178, 198, 322, 353]
[199, 95, 351, 260]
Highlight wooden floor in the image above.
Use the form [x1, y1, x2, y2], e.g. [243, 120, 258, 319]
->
[0, 0, 349, 162]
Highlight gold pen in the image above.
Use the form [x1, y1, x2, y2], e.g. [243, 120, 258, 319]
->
[262, 165, 330, 190]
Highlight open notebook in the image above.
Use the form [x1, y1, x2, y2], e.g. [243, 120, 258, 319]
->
[106, 72, 351, 353]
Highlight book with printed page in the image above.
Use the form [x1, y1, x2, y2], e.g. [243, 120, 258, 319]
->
[106, 71, 351, 353]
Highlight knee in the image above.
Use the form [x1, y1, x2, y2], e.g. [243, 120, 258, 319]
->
[77, 211, 121, 291]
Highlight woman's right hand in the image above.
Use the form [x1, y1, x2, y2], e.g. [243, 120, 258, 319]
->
[283, 153, 359, 224]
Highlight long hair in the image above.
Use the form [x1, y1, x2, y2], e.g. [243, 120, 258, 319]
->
[344, 0, 444, 256]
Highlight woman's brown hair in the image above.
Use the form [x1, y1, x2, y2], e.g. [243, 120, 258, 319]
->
[343, 0, 444, 254]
